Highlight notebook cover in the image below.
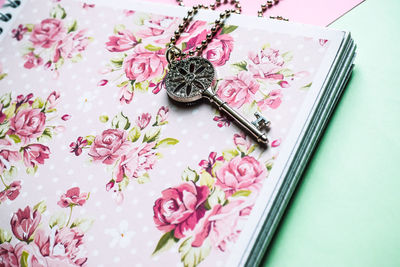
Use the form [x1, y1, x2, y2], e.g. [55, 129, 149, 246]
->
[0, 0, 343, 266]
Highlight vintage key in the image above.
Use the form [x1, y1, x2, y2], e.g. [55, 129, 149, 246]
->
[165, 56, 270, 145]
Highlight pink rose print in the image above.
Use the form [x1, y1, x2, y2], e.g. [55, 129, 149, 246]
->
[248, 48, 285, 80]
[213, 115, 231, 128]
[203, 33, 233, 67]
[257, 89, 283, 110]
[199, 152, 223, 174]
[0, 91, 65, 203]
[136, 113, 152, 130]
[115, 142, 157, 182]
[15, 93, 34, 108]
[233, 133, 252, 152]
[29, 18, 66, 48]
[192, 199, 251, 251]
[185, 29, 233, 67]
[11, 206, 41, 242]
[23, 52, 43, 69]
[123, 45, 167, 82]
[136, 15, 180, 44]
[0, 243, 19, 267]
[155, 106, 169, 125]
[153, 182, 210, 239]
[72, 109, 178, 202]
[12, 24, 28, 41]
[216, 155, 267, 196]
[106, 30, 138, 52]
[217, 71, 259, 108]
[34, 228, 87, 266]
[46, 90, 60, 109]
[0, 181, 21, 203]
[53, 29, 90, 63]
[88, 129, 130, 165]
[70, 136, 88, 156]
[119, 84, 134, 104]
[8, 108, 46, 144]
[1, 194, 92, 265]
[57, 187, 89, 208]
[22, 144, 50, 168]
[17, 8, 91, 75]
[153, 134, 274, 264]
[0, 139, 22, 173]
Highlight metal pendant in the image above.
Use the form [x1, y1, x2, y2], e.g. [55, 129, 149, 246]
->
[165, 57, 215, 103]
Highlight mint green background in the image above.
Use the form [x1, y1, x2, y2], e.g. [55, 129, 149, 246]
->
[262, 1, 400, 266]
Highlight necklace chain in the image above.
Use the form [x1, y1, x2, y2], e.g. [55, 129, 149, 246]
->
[166, 0, 280, 64]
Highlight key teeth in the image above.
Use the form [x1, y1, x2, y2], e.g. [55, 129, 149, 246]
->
[252, 112, 270, 130]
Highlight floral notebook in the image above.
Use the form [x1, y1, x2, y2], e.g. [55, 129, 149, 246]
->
[0, 0, 352, 266]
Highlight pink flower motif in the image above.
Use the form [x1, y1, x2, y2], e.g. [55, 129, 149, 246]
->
[233, 133, 252, 152]
[34, 227, 87, 266]
[213, 115, 231, 128]
[61, 114, 71, 121]
[69, 136, 88, 156]
[23, 52, 43, 69]
[0, 181, 21, 203]
[199, 152, 223, 174]
[156, 106, 169, 124]
[23, 144, 50, 168]
[115, 142, 157, 182]
[248, 48, 285, 80]
[136, 15, 180, 44]
[88, 129, 130, 165]
[319, 39, 328, 46]
[257, 89, 283, 110]
[278, 80, 290, 88]
[271, 139, 281, 147]
[217, 71, 259, 108]
[149, 80, 165, 94]
[136, 113, 151, 130]
[97, 79, 108, 86]
[30, 18, 66, 48]
[0, 139, 22, 173]
[106, 180, 115, 191]
[12, 242, 49, 267]
[12, 24, 28, 41]
[82, 3, 95, 9]
[192, 198, 251, 251]
[15, 93, 34, 108]
[119, 84, 134, 104]
[123, 9, 135, 16]
[53, 29, 90, 63]
[153, 182, 209, 239]
[123, 45, 167, 82]
[8, 108, 46, 144]
[46, 91, 60, 109]
[106, 30, 138, 52]
[0, 243, 19, 267]
[216, 155, 267, 196]
[57, 187, 89, 208]
[10, 206, 41, 242]
[203, 33, 233, 67]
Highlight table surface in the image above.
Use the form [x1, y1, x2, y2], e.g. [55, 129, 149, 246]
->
[262, 0, 400, 266]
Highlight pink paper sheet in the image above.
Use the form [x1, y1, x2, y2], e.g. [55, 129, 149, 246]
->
[144, 0, 364, 26]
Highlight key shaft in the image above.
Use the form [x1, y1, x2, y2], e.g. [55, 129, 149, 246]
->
[203, 87, 269, 145]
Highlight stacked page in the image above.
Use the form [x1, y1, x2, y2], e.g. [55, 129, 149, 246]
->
[0, 0, 355, 266]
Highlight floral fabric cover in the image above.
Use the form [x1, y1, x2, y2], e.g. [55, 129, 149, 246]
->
[0, 0, 331, 266]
